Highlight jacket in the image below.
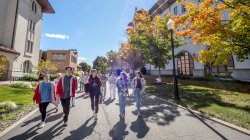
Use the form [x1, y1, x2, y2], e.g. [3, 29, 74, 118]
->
[57, 75, 77, 98]
[131, 77, 146, 93]
[33, 82, 56, 104]
[88, 75, 102, 94]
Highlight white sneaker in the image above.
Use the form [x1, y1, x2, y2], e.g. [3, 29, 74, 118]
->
[38, 121, 45, 128]
[63, 121, 68, 127]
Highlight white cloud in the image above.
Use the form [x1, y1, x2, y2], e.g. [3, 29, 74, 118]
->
[78, 57, 93, 66]
[44, 33, 70, 39]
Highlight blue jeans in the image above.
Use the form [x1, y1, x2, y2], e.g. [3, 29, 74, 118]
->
[118, 92, 126, 116]
[134, 88, 141, 113]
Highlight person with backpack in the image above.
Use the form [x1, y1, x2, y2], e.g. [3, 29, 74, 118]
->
[116, 72, 129, 119]
[131, 71, 146, 118]
[88, 69, 102, 120]
[33, 74, 55, 128]
[57, 66, 77, 126]
[109, 71, 117, 99]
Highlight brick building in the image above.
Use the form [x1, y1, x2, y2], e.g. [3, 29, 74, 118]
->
[42, 49, 78, 73]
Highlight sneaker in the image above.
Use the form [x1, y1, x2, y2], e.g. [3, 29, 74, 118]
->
[63, 121, 68, 127]
[38, 121, 45, 128]
[138, 112, 141, 118]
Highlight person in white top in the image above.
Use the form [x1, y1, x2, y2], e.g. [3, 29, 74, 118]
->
[79, 72, 85, 92]
[109, 71, 117, 99]
[53, 73, 62, 113]
[83, 72, 89, 96]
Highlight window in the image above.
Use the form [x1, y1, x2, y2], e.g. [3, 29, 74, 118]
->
[174, 6, 178, 15]
[25, 40, 33, 53]
[23, 60, 32, 73]
[71, 56, 77, 63]
[177, 52, 194, 76]
[32, 1, 37, 14]
[181, 5, 186, 13]
[29, 20, 35, 32]
[52, 53, 66, 61]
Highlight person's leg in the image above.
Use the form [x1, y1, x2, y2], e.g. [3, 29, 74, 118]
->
[94, 94, 100, 113]
[122, 94, 126, 116]
[63, 98, 71, 123]
[39, 103, 42, 114]
[135, 88, 141, 113]
[41, 102, 49, 122]
[90, 93, 95, 111]
[103, 84, 106, 98]
[118, 94, 123, 116]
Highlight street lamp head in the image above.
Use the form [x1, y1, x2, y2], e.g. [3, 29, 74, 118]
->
[167, 19, 174, 30]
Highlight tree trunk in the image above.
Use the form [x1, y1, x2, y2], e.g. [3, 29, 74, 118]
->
[158, 67, 162, 83]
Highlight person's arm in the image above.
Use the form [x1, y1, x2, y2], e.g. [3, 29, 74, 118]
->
[33, 84, 40, 103]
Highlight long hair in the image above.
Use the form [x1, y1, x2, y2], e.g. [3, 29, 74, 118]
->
[121, 72, 128, 80]
[137, 71, 143, 78]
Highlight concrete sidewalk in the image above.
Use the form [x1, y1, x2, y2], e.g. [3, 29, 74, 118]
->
[1, 89, 249, 140]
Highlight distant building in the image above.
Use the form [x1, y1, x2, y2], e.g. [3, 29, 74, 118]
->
[42, 49, 78, 73]
[0, 0, 55, 80]
[131, 0, 250, 81]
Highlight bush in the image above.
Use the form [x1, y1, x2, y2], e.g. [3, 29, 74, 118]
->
[0, 101, 17, 113]
[21, 74, 38, 81]
[31, 82, 38, 87]
[10, 82, 32, 89]
[73, 71, 82, 77]
[50, 74, 57, 81]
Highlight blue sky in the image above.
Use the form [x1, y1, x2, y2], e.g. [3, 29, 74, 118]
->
[41, 0, 157, 66]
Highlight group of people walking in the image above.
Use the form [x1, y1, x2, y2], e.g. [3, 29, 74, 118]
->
[33, 66, 146, 129]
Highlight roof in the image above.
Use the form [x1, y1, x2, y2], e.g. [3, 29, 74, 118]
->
[36, 0, 55, 14]
[149, 0, 176, 15]
[0, 44, 20, 55]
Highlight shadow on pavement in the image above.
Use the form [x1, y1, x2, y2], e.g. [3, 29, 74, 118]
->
[132, 94, 180, 126]
[109, 118, 129, 140]
[130, 118, 150, 139]
[64, 117, 97, 140]
[103, 98, 115, 106]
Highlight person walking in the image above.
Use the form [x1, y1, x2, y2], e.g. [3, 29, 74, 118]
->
[83, 72, 89, 96]
[53, 73, 62, 113]
[79, 72, 85, 92]
[100, 71, 108, 101]
[109, 71, 117, 99]
[131, 71, 146, 118]
[116, 72, 129, 119]
[33, 74, 55, 128]
[57, 66, 77, 126]
[88, 69, 102, 120]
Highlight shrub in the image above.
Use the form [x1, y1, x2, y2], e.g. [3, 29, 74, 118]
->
[50, 74, 57, 81]
[31, 82, 38, 87]
[0, 101, 17, 113]
[73, 71, 81, 77]
[10, 82, 32, 89]
[21, 74, 38, 81]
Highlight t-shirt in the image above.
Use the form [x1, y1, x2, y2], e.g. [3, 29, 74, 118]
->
[91, 77, 100, 94]
[63, 75, 72, 98]
[136, 79, 142, 88]
[40, 82, 52, 103]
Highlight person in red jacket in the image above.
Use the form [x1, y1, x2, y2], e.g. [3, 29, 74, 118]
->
[57, 66, 77, 126]
[88, 69, 102, 121]
[33, 74, 55, 128]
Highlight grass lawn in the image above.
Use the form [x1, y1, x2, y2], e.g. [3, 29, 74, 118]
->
[0, 85, 35, 128]
[145, 76, 250, 129]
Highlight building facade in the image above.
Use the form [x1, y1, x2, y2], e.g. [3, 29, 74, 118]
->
[42, 49, 78, 73]
[143, 0, 250, 81]
[0, 0, 55, 80]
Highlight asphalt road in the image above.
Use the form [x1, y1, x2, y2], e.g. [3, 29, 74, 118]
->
[1, 87, 250, 140]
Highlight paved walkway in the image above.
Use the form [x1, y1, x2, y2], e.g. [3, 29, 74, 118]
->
[1, 88, 250, 140]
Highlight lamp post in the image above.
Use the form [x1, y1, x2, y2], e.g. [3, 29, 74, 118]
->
[167, 19, 180, 100]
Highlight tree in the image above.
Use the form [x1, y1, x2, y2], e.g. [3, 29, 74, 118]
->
[34, 60, 57, 74]
[0, 56, 8, 77]
[106, 50, 119, 70]
[119, 42, 144, 73]
[79, 62, 91, 72]
[126, 9, 182, 79]
[92, 56, 108, 72]
[174, 0, 250, 66]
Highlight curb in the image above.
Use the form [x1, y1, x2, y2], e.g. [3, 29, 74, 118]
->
[0, 108, 39, 138]
[145, 93, 250, 135]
